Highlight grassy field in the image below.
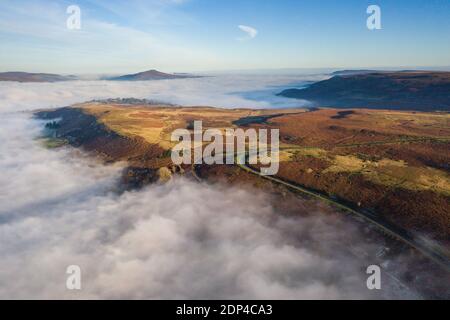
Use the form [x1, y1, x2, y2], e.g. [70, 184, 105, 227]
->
[79, 102, 304, 151]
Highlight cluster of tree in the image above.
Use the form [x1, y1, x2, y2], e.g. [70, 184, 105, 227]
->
[45, 121, 60, 129]
[90, 98, 176, 106]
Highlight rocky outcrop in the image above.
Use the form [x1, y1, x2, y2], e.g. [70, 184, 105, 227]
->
[35, 107, 180, 190]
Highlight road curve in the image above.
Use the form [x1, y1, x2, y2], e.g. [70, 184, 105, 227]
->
[236, 160, 450, 272]
[192, 146, 450, 272]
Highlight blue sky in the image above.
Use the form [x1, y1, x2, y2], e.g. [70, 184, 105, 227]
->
[0, 0, 449, 74]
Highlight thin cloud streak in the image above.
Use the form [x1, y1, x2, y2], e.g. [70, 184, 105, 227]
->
[238, 25, 258, 41]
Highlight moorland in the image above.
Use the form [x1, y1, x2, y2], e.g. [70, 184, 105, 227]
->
[36, 102, 450, 250]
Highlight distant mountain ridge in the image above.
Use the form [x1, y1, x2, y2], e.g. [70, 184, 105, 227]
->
[278, 71, 450, 111]
[0, 69, 201, 82]
[331, 70, 378, 76]
[107, 69, 201, 81]
[0, 72, 75, 83]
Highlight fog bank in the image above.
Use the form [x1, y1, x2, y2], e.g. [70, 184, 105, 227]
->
[0, 76, 420, 299]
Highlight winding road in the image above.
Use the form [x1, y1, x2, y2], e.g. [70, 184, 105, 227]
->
[192, 140, 450, 273]
[235, 153, 450, 272]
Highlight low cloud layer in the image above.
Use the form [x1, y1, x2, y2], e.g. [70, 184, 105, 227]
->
[0, 76, 422, 299]
[0, 73, 324, 112]
[0, 116, 378, 299]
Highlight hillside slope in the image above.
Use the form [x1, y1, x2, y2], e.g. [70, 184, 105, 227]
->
[279, 71, 450, 111]
[108, 69, 200, 81]
[36, 102, 450, 244]
[0, 72, 75, 82]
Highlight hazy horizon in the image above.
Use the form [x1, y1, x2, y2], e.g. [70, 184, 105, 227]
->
[2, 65, 450, 77]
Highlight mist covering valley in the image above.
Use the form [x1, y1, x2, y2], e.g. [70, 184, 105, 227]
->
[0, 74, 442, 299]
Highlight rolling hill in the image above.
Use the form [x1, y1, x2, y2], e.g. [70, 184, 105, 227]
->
[0, 72, 75, 82]
[36, 102, 450, 246]
[278, 71, 450, 111]
[107, 69, 200, 81]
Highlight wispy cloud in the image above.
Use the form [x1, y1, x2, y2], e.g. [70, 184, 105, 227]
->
[0, 0, 215, 73]
[238, 25, 258, 41]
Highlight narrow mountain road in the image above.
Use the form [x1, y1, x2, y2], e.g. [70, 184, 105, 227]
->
[191, 139, 450, 272]
[236, 159, 450, 272]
